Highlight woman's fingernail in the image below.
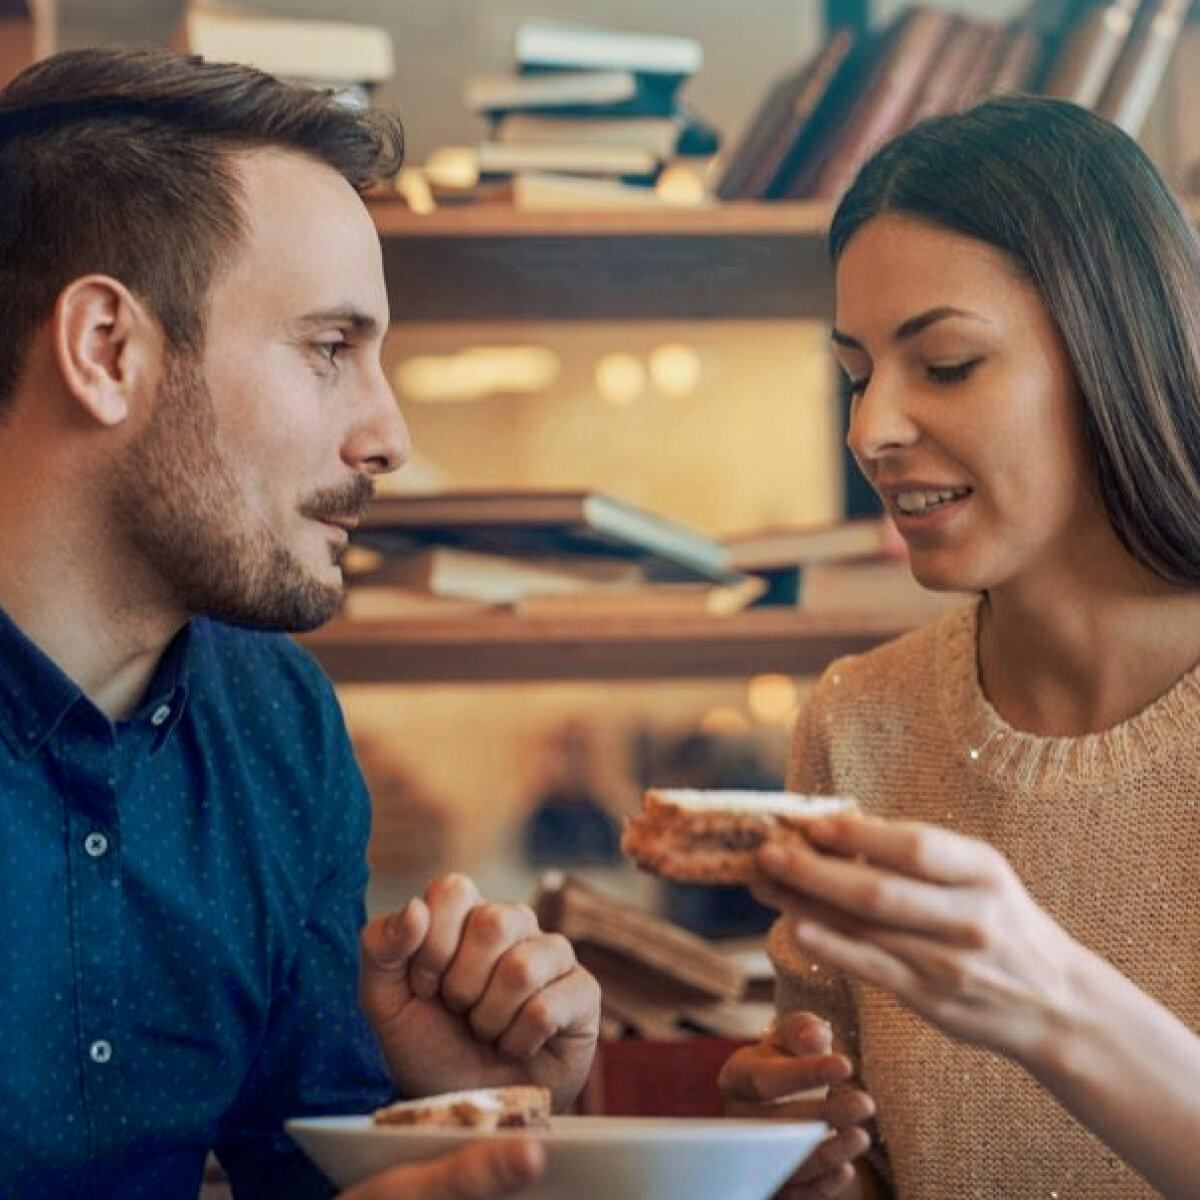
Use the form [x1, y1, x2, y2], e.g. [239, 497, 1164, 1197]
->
[806, 818, 836, 843]
[760, 844, 785, 871]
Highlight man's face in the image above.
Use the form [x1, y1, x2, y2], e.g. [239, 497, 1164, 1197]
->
[111, 148, 409, 631]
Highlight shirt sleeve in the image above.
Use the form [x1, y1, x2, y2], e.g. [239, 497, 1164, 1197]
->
[213, 674, 396, 1200]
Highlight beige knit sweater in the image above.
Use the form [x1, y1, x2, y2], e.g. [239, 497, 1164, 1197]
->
[770, 600, 1200, 1199]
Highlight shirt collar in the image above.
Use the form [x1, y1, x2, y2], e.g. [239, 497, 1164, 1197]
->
[0, 605, 192, 758]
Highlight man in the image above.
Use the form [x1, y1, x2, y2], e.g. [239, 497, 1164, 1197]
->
[0, 46, 600, 1199]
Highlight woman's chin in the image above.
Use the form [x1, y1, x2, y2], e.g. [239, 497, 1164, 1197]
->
[906, 557, 983, 597]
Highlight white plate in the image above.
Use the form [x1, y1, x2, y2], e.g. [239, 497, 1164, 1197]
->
[286, 1114, 828, 1200]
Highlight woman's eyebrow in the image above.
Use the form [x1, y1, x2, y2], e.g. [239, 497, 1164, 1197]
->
[832, 306, 991, 349]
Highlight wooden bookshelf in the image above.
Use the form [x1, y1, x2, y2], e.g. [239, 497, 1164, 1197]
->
[299, 608, 919, 684]
[343, 201, 908, 685]
[368, 198, 836, 323]
[370, 196, 1200, 325]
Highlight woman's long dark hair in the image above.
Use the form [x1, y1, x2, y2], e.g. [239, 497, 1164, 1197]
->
[831, 95, 1200, 587]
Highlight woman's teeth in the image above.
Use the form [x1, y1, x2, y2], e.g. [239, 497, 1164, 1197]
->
[894, 488, 965, 515]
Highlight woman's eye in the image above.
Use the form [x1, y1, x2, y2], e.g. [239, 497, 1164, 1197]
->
[927, 359, 980, 385]
[837, 368, 869, 398]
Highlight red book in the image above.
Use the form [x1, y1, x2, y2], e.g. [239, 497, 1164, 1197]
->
[986, 22, 1044, 95]
[713, 29, 856, 201]
[783, 6, 958, 201]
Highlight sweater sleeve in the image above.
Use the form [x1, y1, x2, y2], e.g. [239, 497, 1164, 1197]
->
[775, 657, 859, 1043]
[776, 657, 895, 1191]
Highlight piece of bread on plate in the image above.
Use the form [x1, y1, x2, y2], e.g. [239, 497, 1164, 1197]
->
[621, 788, 858, 884]
[372, 1085, 552, 1130]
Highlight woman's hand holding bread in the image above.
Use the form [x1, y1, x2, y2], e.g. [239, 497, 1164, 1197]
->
[751, 812, 1085, 1065]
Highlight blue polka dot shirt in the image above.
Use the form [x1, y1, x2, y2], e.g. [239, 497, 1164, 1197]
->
[0, 605, 395, 1199]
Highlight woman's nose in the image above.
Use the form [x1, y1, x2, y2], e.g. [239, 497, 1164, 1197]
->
[845, 370, 919, 465]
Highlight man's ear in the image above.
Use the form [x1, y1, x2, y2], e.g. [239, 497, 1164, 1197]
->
[53, 275, 162, 428]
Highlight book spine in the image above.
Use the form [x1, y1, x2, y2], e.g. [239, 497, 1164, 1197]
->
[949, 21, 1008, 109]
[1097, 0, 1192, 134]
[903, 16, 994, 124]
[986, 24, 1044, 95]
[1042, 0, 1141, 108]
[717, 30, 856, 201]
[794, 7, 959, 201]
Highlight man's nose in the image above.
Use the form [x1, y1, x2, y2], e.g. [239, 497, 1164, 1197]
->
[345, 363, 411, 476]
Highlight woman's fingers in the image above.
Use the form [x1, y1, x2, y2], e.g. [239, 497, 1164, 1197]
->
[757, 824, 1003, 947]
[792, 813, 1006, 887]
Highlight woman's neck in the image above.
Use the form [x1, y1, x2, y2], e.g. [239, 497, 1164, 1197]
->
[977, 576, 1200, 736]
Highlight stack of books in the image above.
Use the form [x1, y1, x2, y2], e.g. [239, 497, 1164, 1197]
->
[464, 19, 720, 208]
[342, 489, 766, 621]
[713, 0, 1190, 202]
[532, 872, 774, 1042]
[174, 0, 393, 109]
[719, 514, 969, 619]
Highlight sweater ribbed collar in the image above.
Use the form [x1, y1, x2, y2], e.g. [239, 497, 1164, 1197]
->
[938, 601, 1200, 791]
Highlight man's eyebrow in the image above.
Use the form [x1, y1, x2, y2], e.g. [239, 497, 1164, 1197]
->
[290, 307, 382, 338]
[831, 306, 990, 349]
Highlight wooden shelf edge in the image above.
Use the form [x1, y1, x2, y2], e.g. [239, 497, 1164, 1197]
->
[366, 195, 1200, 241]
[299, 608, 933, 684]
[366, 197, 836, 239]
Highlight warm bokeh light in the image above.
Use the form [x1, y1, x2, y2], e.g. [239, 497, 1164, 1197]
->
[746, 673, 800, 728]
[393, 169, 436, 215]
[595, 351, 646, 406]
[422, 145, 479, 190]
[654, 162, 712, 206]
[394, 345, 560, 404]
[700, 706, 751, 736]
[648, 342, 703, 399]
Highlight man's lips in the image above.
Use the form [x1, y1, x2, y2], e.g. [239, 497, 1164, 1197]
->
[314, 515, 358, 539]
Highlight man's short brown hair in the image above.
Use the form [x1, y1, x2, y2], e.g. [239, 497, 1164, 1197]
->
[0, 47, 405, 410]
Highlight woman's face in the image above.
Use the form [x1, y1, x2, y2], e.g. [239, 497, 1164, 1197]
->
[832, 213, 1115, 598]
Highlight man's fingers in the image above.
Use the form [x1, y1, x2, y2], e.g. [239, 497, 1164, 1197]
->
[343, 1137, 546, 1200]
[494, 964, 602, 1060]
[409, 873, 484, 999]
[360, 899, 430, 1023]
[441, 902, 543, 1016]
[362, 900, 429, 973]
[463, 932, 577, 1044]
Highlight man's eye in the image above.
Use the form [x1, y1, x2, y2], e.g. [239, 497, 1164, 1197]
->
[927, 359, 980, 385]
[315, 341, 345, 366]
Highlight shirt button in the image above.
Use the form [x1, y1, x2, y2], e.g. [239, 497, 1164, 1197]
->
[150, 704, 171, 727]
[89, 1039, 113, 1064]
[84, 832, 109, 858]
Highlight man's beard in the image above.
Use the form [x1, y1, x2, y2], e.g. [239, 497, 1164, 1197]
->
[110, 352, 372, 632]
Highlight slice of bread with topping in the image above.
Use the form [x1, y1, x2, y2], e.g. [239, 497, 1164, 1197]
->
[622, 788, 858, 883]
[372, 1085, 552, 1130]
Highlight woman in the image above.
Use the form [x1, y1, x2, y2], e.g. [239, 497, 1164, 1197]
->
[719, 95, 1200, 1200]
